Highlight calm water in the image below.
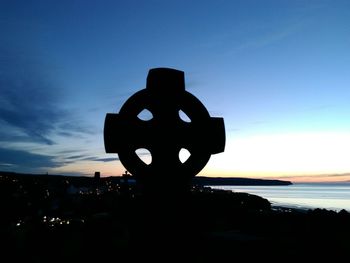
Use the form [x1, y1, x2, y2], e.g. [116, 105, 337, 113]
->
[211, 183, 350, 212]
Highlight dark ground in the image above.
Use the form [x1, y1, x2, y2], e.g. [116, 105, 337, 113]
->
[1, 173, 349, 262]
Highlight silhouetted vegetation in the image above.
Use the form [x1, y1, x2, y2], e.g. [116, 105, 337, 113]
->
[0, 172, 349, 262]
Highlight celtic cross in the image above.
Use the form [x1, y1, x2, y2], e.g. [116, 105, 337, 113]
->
[104, 68, 225, 190]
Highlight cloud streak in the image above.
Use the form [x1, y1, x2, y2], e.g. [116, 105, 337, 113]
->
[0, 48, 96, 146]
[0, 48, 101, 174]
[0, 145, 119, 175]
[0, 147, 58, 172]
[0, 49, 63, 145]
[63, 155, 119, 163]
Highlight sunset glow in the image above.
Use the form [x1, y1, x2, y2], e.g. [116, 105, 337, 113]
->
[204, 132, 350, 182]
[1, 1, 350, 183]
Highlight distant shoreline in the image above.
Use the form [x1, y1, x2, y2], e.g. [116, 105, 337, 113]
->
[0, 171, 293, 186]
[194, 176, 292, 186]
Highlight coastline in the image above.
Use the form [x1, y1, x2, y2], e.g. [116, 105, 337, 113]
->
[211, 183, 350, 212]
[1, 172, 350, 261]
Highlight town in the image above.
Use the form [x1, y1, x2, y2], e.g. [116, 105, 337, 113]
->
[1, 171, 350, 262]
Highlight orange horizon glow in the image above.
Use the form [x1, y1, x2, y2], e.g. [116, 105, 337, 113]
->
[49, 132, 350, 183]
[201, 132, 350, 183]
[200, 170, 350, 183]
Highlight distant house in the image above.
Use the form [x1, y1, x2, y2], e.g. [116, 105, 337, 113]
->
[94, 172, 101, 180]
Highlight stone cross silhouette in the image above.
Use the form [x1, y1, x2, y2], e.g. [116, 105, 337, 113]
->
[104, 68, 225, 190]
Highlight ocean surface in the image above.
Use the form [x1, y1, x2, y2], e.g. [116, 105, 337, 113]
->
[211, 183, 350, 212]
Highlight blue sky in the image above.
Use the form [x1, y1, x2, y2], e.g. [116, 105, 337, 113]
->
[1, 0, 350, 182]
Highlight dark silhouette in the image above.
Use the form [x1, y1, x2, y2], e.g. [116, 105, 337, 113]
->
[2, 70, 350, 262]
[121, 170, 130, 182]
[93, 171, 100, 180]
[104, 68, 225, 191]
[194, 176, 293, 186]
[1, 171, 350, 262]
[104, 68, 225, 259]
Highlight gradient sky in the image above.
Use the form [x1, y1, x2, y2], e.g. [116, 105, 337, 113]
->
[1, 0, 350, 182]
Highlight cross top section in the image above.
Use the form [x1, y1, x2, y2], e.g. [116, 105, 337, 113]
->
[104, 68, 225, 190]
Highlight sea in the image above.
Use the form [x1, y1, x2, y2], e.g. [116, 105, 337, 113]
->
[210, 183, 350, 212]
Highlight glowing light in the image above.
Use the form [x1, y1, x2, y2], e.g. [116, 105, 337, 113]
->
[205, 132, 350, 180]
[179, 148, 191, 163]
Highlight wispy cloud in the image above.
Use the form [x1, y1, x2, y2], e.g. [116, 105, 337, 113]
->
[201, 14, 309, 57]
[63, 155, 119, 163]
[66, 154, 89, 160]
[0, 48, 95, 146]
[83, 157, 119, 162]
[0, 144, 119, 174]
[230, 21, 305, 55]
[0, 50, 63, 144]
[0, 147, 58, 173]
[0, 48, 100, 173]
